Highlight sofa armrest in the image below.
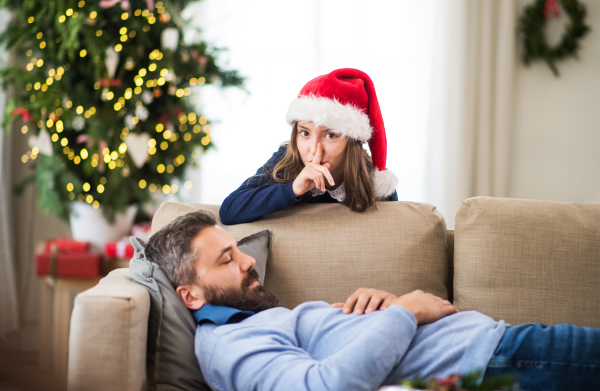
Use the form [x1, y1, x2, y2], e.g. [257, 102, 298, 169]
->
[68, 268, 150, 391]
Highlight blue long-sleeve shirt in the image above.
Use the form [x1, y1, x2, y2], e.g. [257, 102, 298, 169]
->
[220, 146, 398, 225]
[194, 302, 506, 391]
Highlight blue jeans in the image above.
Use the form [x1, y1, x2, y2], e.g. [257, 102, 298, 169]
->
[483, 323, 600, 391]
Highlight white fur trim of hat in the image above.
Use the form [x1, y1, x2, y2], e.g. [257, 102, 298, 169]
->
[285, 96, 373, 142]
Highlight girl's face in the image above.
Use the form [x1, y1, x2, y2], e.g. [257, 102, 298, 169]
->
[296, 121, 348, 180]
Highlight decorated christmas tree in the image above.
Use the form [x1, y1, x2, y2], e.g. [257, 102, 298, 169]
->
[0, 0, 243, 222]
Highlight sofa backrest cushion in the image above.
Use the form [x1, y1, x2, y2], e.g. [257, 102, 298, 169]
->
[454, 197, 600, 327]
[129, 231, 272, 391]
[152, 201, 450, 308]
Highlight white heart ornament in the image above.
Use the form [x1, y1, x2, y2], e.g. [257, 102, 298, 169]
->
[125, 132, 151, 168]
[28, 127, 53, 156]
[161, 28, 179, 51]
[105, 46, 120, 79]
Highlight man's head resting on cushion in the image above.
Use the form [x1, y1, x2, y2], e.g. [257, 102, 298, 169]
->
[145, 210, 279, 312]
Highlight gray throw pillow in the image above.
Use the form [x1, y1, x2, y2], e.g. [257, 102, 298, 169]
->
[129, 229, 272, 391]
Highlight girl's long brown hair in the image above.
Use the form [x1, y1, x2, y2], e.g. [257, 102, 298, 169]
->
[271, 122, 375, 212]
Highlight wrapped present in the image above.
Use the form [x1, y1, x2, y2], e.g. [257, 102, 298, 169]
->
[44, 238, 90, 253]
[104, 222, 151, 259]
[104, 239, 135, 259]
[36, 251, 101, 278]
[132, 222, 152, 242]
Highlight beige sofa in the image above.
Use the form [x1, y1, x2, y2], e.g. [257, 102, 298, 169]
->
[67, 197, 600, 391]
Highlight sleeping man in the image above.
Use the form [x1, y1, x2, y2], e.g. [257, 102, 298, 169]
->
[145, 211, 600, 391]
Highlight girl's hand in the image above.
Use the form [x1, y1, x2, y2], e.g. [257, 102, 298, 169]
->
[331, 288, 398, 315]
[292, 144, 335, 196]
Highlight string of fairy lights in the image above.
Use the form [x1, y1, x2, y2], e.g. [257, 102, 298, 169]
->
[13, 0, 220, 214]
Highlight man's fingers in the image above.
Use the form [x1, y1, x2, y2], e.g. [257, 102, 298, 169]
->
[365, 295, 384, 314]
[342, 295, 359, 314]
[438, 302, 459, 319]
[380, 296, 394, 310]
[353, 294, 372, 315]
[331, 303, 344, 308]
[447, 304, 459, 314]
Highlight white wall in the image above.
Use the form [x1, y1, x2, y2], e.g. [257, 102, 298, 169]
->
[187, 0, 436, 206]
[509, 0, 600, 202]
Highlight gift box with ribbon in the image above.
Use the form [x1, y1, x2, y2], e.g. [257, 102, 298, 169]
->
[36, 238, 101, 278]
[104, 222, 152, 259]
[104, 238, 135, 259]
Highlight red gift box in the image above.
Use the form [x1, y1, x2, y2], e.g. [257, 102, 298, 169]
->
[104, 240, 135, 259]
[36, 251, 101, 278]
[44, 238, 90, 253]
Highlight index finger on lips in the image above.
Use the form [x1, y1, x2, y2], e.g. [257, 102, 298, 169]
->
[314, 143, 322, 164]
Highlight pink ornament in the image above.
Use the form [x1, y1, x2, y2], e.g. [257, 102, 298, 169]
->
[11, 107, 32, 123]
[76, 135, 95, 147]
[191, 50, 208, 71]
[99, 0, 130, 11]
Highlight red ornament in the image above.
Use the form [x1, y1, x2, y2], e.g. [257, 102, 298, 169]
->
[99, 78, 122, 87]
[159, 113, 170, 124]
[11, 107, 32, 123]
[159, 109, 184, 124]
[544, 0, 560, 19]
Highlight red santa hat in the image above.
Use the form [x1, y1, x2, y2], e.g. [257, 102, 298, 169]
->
[285, 68, 398, 199]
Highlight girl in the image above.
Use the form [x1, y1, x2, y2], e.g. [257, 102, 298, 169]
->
[220, 68, 398, 225]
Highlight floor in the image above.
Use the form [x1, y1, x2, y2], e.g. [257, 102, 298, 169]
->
[0, 349, 60, 391]
[0, 324, 60, 391]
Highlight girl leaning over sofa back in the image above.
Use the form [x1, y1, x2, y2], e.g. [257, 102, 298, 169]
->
[219, 68, 398, 225]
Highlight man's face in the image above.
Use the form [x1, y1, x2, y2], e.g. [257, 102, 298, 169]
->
[183, 225, 278, 312]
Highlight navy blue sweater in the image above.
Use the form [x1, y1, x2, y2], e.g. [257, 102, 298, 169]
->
[220, 146, 398, 225]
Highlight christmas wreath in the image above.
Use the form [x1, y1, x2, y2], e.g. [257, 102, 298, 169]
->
[518, 0, 590, 77]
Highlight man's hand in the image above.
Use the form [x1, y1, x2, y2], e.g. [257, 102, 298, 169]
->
[331, 288, 398, 315]
[292, 144, 335, 196]
[391, 290, 458, 325]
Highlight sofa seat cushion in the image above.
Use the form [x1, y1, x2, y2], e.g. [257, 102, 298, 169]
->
[152, 201, 450, 308]
[454, 196, 600, 327]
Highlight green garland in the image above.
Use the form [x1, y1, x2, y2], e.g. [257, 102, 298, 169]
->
[0, 0, 244, 223]
[400, 371, 518, 391]
[518, 0, 590, 77]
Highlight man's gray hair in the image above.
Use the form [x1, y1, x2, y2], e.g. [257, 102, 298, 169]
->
[145, 210, 217, 287]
